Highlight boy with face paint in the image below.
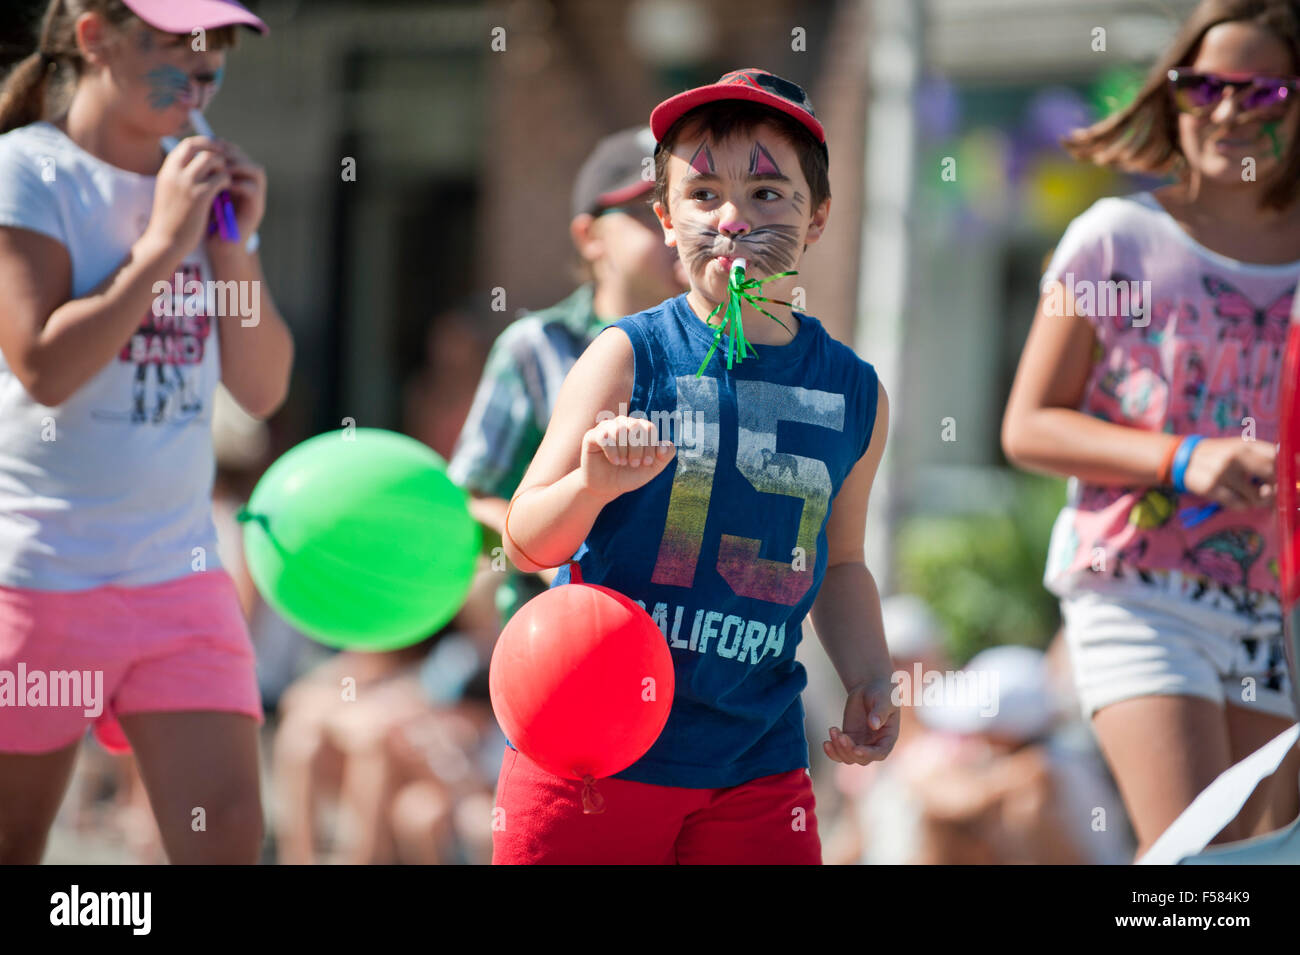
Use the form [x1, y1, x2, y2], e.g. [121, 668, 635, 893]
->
[496, 70, 896, 865]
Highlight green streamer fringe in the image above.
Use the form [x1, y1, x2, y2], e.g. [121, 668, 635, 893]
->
[694, 264, 799, 378]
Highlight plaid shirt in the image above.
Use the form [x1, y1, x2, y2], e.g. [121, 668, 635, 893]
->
[448, 283, 611, 622]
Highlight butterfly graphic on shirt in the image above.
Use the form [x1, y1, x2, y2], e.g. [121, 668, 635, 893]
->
[1203, 275, 1294, 350]
[1196, 275, 1294, 431]
[1183, 526, 1265, 589]
[1181, 345, 1262, 434]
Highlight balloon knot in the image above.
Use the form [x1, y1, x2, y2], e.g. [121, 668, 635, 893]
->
[567, 559, 583, 584]
[235, 507, 270, 533]
[580, 775, 605, 814]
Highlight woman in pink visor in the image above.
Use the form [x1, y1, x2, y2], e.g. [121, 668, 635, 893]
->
[0, 0, 292, 863]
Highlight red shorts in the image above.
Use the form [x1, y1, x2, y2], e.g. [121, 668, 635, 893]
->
[491, 745, 822, 865]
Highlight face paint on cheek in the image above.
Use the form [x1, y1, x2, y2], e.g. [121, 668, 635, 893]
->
[671, 152, 723, 277]
[674, 209, 722, 276]
[734, 224, 801, 275]
[144, 64, 193, 110]
[1262, 119, 1283, 160]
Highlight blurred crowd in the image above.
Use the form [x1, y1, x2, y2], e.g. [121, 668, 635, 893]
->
[49, 411, 1137, 865]
[817, 597, 1135, 864]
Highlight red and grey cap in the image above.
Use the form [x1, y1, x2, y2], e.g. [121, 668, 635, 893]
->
[650, 68, 826, 158]
[121, 0, 268, 35]
[570, 126, 658, 219]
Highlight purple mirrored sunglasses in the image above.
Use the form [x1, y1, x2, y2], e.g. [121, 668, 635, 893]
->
[1167, 68, 1299, 118]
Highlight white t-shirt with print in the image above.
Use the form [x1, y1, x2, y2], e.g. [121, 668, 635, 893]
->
[0, 121, 224, 590]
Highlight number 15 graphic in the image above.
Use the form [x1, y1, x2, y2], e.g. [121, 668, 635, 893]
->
[650, 376, 846, 607]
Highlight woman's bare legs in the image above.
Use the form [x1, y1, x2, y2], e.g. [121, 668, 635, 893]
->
[1091, 694, 1236, 858]
[0, 738, 81, 863]
[119, 711, 263, 864]
[1224, 704, 1300, 836]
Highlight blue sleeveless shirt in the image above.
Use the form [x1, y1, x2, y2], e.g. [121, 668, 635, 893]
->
[548, 292, 879, 789]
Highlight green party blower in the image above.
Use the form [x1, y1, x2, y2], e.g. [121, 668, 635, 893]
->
[695, 258, 799, 377]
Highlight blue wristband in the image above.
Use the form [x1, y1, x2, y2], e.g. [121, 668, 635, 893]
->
[1171, 435, 1202, 493]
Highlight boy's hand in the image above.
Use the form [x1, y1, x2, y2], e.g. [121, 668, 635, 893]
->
[824, 679, 899, 766]
[580, 414, 676, 502]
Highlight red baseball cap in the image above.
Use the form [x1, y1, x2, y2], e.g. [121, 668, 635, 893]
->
[122, 0, 268, 35]
[650, 68, 826, 156]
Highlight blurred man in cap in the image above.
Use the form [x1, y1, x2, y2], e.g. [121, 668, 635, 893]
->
[448, 126, 687, 625]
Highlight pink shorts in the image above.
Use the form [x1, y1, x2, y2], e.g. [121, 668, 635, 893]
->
[491, 745, 822, 865]
[0, 570, 263, 754]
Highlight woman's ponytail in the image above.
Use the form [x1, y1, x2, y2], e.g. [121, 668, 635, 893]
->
[0, 0, 116, 136]
[0, 50, 57, 136]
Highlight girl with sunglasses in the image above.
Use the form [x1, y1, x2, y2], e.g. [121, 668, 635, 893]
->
[1003, 0, 1300, 859]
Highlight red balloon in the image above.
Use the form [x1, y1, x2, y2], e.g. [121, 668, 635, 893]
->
[489, 571, 674, 782]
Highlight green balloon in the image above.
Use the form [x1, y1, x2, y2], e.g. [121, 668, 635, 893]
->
[239, 428, 481, 652]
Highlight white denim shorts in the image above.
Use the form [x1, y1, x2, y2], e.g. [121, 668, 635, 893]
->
[1060, 568, 1297, 722]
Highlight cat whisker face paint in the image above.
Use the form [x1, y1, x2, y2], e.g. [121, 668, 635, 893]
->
[658, 124, 825, 301]
[678, 222, 802, 278]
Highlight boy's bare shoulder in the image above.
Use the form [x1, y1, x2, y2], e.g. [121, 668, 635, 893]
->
[563, 323, 634, 401]
[587, 321, 634, 359]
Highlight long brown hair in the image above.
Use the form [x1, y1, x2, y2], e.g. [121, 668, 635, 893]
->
[0, 0, 237, 136]
[1064, 0, 1300, 211]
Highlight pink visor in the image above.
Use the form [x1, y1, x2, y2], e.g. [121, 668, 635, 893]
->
[122, 0, 268, 35]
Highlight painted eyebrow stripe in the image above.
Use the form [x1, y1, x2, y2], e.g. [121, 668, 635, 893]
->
[689, 142, 715, 176]
[750, 142, 781, 177]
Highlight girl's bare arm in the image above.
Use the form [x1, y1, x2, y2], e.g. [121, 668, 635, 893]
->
[0, 226, 182, 406]
[1002, 293, 1273, 507]
[0, 139, 227, 407]
[1002, 293, 1175, 485]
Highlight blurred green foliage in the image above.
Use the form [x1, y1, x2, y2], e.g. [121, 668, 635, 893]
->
[896, 471, 1066, 665]
[1089, 65, 1148, 119]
